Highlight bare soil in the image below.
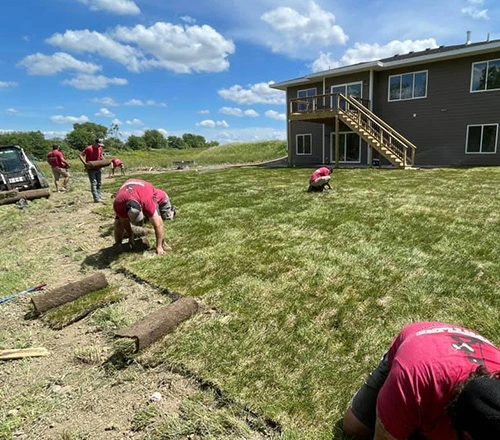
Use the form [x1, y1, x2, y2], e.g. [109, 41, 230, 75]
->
[0, 171, 266, 440]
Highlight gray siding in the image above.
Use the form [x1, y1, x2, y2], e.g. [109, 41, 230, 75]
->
[372, 53, 500, 166]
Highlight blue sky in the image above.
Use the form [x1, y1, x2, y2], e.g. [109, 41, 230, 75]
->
[0, 0, 499, 144]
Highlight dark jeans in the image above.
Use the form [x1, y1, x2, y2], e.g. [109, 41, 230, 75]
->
[87, 170, 102, 201]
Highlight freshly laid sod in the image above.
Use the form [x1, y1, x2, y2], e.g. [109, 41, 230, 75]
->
[108, 166, 500, 439]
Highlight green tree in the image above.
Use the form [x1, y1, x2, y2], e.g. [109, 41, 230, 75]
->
[143, 129, 168, 149]
[105, 137, 125, 152]
[65, 122, 108, 152]
[125, 135, 147, 151]
[167, 135, 184, 149]
[182, 133, 206, 148]
[0, 131, 49, 159]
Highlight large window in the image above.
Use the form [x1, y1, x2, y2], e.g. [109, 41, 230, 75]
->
[331, 82, 362, 109]
[465, 124, 498, 154]
[297, 88, 317, 111]
[389, 71, 427, 101]
[330, 132, 361, 163]
[296, 134, 312, 155]
[471, 59, 500, 92]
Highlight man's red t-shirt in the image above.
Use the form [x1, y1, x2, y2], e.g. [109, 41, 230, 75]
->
[111, 158, 122, 167]
[113, 179, 158, 219]
[309, 167, 331, 183]
[47, 150, 64, 168]
[81, 145, 103, 162]
[377, 321, 500, 439]
[153, 189, 167, 205]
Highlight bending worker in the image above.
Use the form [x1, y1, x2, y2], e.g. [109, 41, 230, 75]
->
[342, 321, 500, 440]
[307, 166, 332, 192]
[113, 178, 175, 255]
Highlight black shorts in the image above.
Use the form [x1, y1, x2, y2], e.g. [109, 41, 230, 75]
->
[350, 352, 390, 429]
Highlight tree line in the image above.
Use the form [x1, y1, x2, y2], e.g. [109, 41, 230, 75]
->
[0, 122, 219, 159]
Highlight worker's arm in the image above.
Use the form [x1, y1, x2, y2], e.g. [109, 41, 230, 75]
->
[79, 151, 87, 166]
[114, 218, 134, 245]
[149, 213, 165, 255]
[374, 417, 401, 440]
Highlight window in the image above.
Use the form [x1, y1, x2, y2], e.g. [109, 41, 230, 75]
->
[465, 124, 498, 154]
[471, 59, 500, 92]
[389, 71, 427, 101]
[296, 134, 312, 155]
[331, 82, 362, 110]
[297, 88, 317, 111]
[330, 132, 361, 163]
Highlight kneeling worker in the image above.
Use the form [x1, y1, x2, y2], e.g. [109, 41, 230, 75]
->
[113, 178, 176, 255]
[307, 166, 332, 192]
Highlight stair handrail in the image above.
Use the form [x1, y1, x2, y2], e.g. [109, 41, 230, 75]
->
[335, 93, 417, 154]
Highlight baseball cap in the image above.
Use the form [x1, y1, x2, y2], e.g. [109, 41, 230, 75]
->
[126, 200, 144, 225]
[453, 376, 500, 439]
[95, 138, 104, 146]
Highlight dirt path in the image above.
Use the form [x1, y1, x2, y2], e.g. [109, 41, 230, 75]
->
[0, 171, 267, 440]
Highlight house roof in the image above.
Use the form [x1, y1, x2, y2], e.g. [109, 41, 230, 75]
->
[271, 38, 500, 90]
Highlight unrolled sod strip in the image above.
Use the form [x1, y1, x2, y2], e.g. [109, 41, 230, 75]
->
[116, 297, 199, 352]
[32, 273, 109, 315]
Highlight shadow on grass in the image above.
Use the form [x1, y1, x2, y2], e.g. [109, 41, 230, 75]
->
[81, 238, 150, 270]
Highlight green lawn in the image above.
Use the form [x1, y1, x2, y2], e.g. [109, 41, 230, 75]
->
[104, 166, 500, 439]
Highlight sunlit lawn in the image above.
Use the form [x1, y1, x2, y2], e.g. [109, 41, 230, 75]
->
[105, 166, 500, 439]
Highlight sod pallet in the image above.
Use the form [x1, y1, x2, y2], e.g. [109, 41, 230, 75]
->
[116, 297, 198, 352]
[31, 273, 109, 315]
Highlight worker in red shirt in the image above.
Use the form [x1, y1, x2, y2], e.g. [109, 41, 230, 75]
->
[342, 321, 500, 440]
[108, 157, 125, 178]
[307, 166, 332, 192]
[79, 138, 104, 202]
[113, 178, 176, 255]
[46, 144, 71, 192]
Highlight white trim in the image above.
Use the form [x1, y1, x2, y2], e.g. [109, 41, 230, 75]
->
[296, 133, 313, 155]
[465, 123, 498, 154]
[470, 58, 500, 93]
[388, 70, 428, 102]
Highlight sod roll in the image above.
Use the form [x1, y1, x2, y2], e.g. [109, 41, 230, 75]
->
[116, 297, 198, 352]
[86, 159, 111, 169]
[0, 188, 50, 205]
[31, 273, 109, 315]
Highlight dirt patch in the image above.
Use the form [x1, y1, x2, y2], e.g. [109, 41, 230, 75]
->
[0, 172, 267, 440]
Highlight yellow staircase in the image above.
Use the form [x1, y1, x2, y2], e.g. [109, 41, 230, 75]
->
[289, 93, 417, 168]
[336, 94, 416, 168]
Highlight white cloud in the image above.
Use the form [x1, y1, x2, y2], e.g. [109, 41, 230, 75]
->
[92, 97, 118, 106]
[62, 74, 128, 90]
[157, 128, 168, 137]
[43, 130, 68, 139]
[126, 118, 143, 125]
[261, 1, 348, 57]
[265, 110, 286, 121]
[218, 81, 285, 105]
[207, 127, 286, 145]
[461, 0, 489, 19]
[197, 119, 229, 128]
[50, 114, 89, 124]
[6, 108, 19, 115]
[48, 23, 235, 74]
[219, 107, 259, 117]
[311, 38, 439, 72]
[124, 99, 167, 107]
[95, 107, 115, 117]
[112, 118, 122, 125]
[181, 16, 196, 24]
[77, 0, 140, 15]
[18, 52, 101, 75]
[199, 109, 210, 114]
[0, 81, 18, 89]
[0, 129, 14, 134]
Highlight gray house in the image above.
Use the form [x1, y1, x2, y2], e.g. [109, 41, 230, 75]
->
[271, 36, 500, 168]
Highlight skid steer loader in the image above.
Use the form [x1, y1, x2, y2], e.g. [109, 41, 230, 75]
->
[0, 144, 51, 206]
